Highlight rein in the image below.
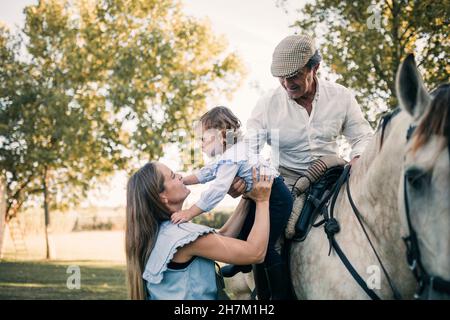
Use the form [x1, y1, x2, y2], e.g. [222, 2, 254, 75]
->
[289, 107, 450, 299]
[305, 109, 406, 300]
[312, 164, 402, 300]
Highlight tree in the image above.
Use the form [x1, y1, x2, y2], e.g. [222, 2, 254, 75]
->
[0, 23, 126, 258]
[0, 176, 6, 258]
[278, 0, 449, 122]
[0, 0, 244, 258]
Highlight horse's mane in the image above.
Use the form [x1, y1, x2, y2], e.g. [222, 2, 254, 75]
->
[411, 83, 450, 153]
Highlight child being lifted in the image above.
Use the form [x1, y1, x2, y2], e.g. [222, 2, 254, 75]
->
[171, 106, 293, 300]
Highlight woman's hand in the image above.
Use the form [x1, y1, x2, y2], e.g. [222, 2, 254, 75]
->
[246, 166, 273, 203]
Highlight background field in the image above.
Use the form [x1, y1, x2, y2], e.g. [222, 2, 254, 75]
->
[0, 260, 127, 300]
[0, 207, 252, 300]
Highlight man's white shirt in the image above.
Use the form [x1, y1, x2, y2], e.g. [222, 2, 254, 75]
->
[246, 77, 373, 172]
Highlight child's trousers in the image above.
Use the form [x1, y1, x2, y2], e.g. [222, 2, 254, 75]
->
[239, 176, 293, 266]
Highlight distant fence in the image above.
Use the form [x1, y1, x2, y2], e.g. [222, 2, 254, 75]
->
[6, 205, 234, 236]
[1, 207, 126, 260]
[8, 207, 126, 235]
[1, 206, 233, 260]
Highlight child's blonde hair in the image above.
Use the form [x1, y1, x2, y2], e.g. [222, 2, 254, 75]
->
[199, 106, 243, 146]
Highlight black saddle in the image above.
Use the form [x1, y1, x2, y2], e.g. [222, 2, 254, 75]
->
[292, 166, 345, 242]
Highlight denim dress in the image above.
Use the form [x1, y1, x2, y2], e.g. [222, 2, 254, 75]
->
[142, 221, 218, 300]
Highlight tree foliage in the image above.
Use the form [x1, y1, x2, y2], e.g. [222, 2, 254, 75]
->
[279, 0, 449, 122]
[0, 0, 244, 224]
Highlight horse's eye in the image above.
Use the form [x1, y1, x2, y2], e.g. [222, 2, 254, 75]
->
[405, 167, 430, 190]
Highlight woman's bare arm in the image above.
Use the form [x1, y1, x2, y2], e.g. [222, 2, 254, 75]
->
[180, 199, 269, 265]
[217, 198, 251, 238]
[174, 167, 273, 265]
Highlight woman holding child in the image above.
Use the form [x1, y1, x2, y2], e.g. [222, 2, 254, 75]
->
[126, 107, 293, 300]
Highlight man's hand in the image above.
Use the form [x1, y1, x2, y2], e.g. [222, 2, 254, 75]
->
[227, 177, 247, 198]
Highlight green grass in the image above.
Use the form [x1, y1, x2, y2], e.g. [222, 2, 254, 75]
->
[0, 260, 127, 300]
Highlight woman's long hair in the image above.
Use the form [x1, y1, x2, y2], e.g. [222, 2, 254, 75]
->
[125, 162, 171, 300]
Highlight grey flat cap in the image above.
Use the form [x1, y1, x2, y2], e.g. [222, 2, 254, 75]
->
[271, 34, 316, 78]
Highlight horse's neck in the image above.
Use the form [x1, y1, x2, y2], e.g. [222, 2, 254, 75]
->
[342, 134, 403, 242]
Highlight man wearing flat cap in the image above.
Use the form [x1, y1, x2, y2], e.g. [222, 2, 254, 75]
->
[248, 34, 373, 189]
[223, 35, 373, 299]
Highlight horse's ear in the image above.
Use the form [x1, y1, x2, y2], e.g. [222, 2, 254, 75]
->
[395, 54, 431, 118]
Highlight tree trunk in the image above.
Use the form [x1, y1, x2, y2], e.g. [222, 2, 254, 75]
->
[0, 175, 6, 259]
[43, 168, 51, 260]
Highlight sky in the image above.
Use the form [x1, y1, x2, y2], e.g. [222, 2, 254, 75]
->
[0, 0, 304, 208]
